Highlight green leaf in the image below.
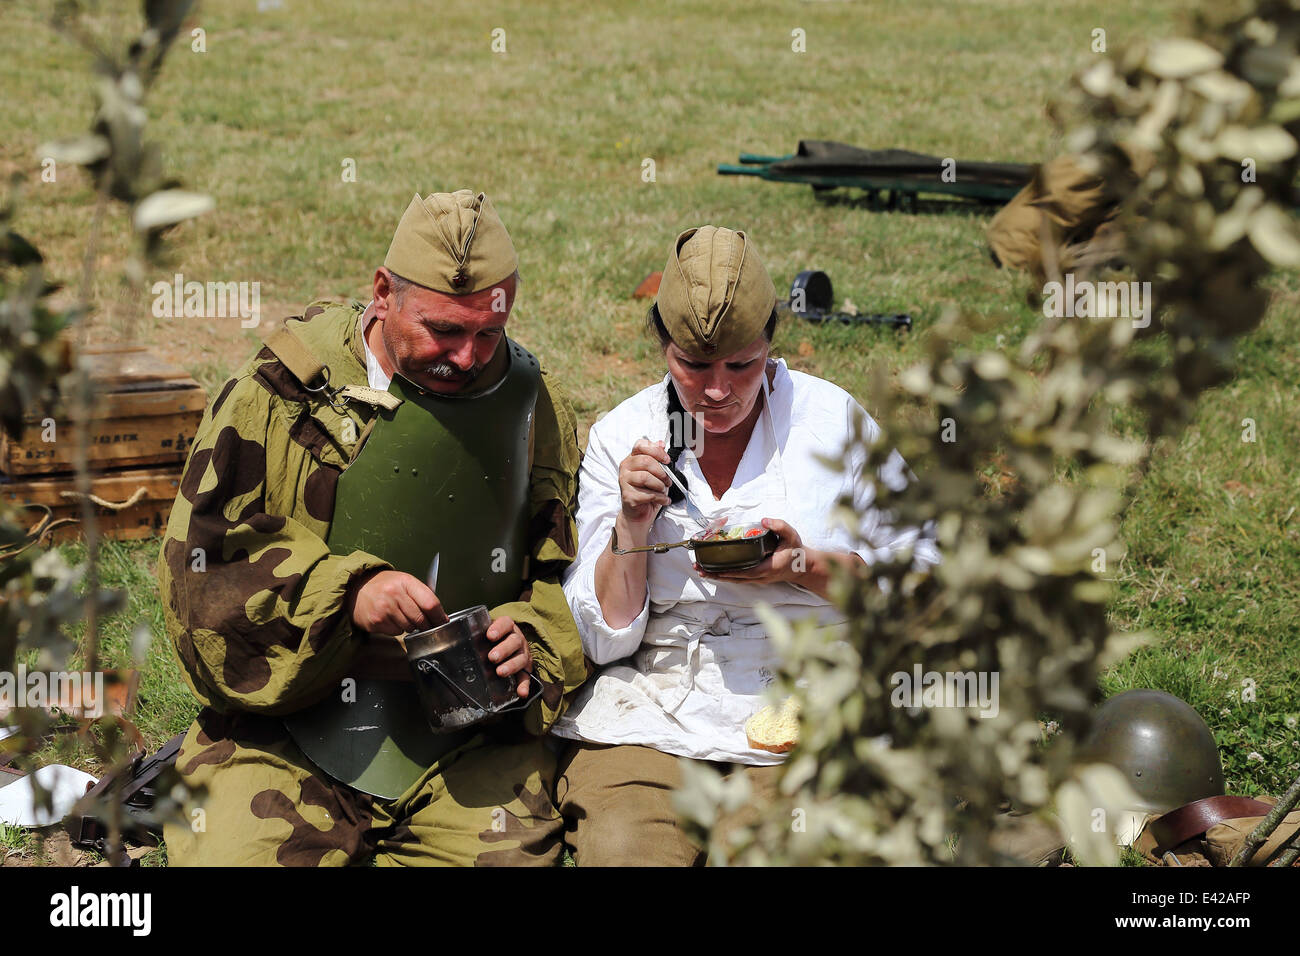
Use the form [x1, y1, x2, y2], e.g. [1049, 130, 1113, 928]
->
[1216, 124, 1297, 163]
[132, 189, 213, 233]
[1188, 69, 1253, 106]
[1247, 203, 1300, 267]
[1, 231, 43, 267]
[36, 134, 110, 166]
[1146, 38, 1224, 79]
[144, 0, 197, 35]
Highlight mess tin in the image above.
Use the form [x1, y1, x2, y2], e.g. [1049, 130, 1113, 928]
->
[610, 521, 780, 572]
[404, 606, 541, 733]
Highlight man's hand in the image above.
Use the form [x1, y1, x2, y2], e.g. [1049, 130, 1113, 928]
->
[486, 615, 534, 698]
[346, 569, 448, 636]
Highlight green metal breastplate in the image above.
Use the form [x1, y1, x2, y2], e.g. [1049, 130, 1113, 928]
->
[285, 339, 541, 799]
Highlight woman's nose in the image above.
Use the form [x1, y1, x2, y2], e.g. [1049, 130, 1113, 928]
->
[703, 370, 731, 399]
[703, 381, 730, 401]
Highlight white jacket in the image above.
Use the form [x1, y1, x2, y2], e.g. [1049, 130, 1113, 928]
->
[553, 360, 938, 764]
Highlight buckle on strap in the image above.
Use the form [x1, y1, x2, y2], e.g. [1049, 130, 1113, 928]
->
[300, 363, 351, 413]
[263, 323, 403, 413]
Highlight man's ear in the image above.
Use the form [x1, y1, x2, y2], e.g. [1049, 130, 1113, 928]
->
[373, 268, 393, 320]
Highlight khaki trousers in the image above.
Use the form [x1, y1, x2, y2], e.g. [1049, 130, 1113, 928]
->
[554, 741, 782, 866]
[163, 709, 563, 867]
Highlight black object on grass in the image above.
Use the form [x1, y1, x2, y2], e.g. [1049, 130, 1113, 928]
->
[785, 270, 912, 331]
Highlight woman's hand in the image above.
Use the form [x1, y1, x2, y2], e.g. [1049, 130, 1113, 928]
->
[699, 518, 864, 598]
[698, 517, 807, 586]
[617, 438, 672, 533]
[594, 438, 672, 631]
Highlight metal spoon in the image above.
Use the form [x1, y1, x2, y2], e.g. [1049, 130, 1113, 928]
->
[660, 463, 715, 531]
[637, 435, 722, 533]
[422, 553, 449, 628]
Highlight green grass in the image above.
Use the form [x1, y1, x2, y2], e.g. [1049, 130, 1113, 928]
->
[1104, 297, 1300, 797]
[1, 0, 1297, 863]
[11, 539, 199, 760]
[60, 539, 201, 748]
[0, 820, 37, 864]
[0, 0, 1197, 437]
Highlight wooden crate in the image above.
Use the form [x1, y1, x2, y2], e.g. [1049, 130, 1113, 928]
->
[0, 465, 183, 543]
[0, 345, 206, 476]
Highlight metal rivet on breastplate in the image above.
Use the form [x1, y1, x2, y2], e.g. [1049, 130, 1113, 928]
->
[393, 466, 399, 474]
[448, 494, 455, 502]
[411, 468, 418, 476]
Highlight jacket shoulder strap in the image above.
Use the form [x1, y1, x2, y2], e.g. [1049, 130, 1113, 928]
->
[262, 323, 401, 411]
[263, 324, 327, 387]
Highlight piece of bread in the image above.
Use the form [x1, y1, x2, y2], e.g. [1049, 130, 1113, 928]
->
[745, 697, 800, 753]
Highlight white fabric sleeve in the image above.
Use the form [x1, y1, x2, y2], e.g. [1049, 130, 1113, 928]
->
[847, 398, 941, 573]
[561, 418, 652, 664]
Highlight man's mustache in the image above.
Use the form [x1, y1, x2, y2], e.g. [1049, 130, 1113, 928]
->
[424, 361, 480, 381]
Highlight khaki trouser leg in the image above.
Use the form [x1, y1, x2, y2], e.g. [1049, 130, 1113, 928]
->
[163, 709, 378, 867]
[713, 761, 783, 856]
[555, 741, 784, 866]
[164, 711, 564, 867]
[373, 737, 564, 867]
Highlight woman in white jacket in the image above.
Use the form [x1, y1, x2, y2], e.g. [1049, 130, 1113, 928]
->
[553, 225, 937, 865]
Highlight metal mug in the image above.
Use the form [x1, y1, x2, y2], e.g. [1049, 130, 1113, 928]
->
[404, 605, 533, 733]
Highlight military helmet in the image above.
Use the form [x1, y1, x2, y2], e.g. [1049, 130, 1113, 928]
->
[1079, 689, 1224, 813]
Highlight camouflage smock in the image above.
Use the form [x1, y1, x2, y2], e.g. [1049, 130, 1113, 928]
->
[157, 301, 587, 735]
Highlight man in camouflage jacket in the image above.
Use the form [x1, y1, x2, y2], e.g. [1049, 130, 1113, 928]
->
[158, 190, 587, 866]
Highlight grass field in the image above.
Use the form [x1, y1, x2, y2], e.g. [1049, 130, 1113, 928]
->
[1, 0, 1297, 864]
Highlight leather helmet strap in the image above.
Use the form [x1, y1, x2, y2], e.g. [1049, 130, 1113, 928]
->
[1149, 795, 1275, 853]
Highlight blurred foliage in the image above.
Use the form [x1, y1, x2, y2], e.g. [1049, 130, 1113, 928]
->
[677, 0, 1300, 865]
[1, 0, 209, 864]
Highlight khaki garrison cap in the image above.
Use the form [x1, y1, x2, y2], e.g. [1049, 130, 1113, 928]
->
[384, 189, 517, 294]
[656, 225, 778, 360]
